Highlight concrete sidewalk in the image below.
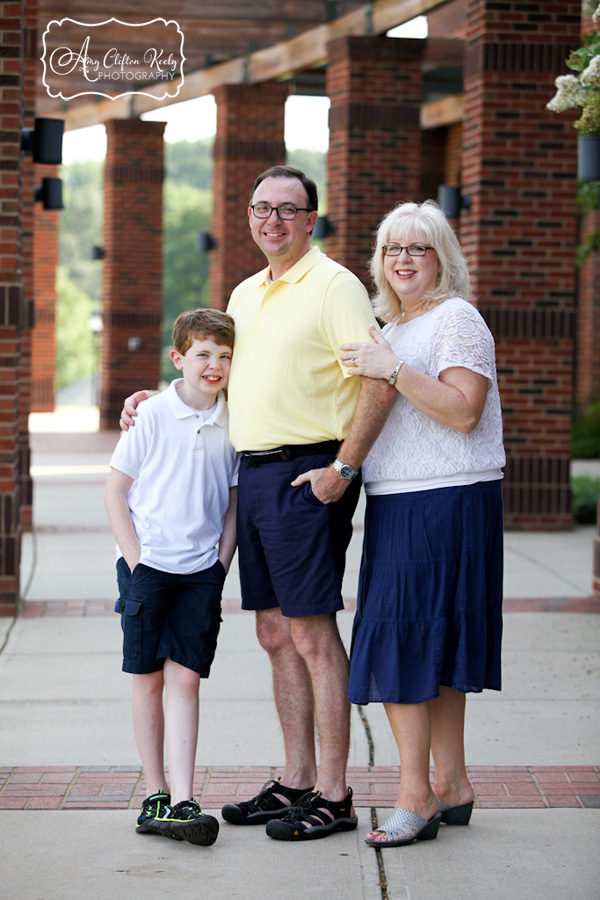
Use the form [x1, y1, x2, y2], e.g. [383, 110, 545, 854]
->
[0, 407, 599, 900]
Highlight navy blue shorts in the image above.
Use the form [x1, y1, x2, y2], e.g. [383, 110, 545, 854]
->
[349, 481, 504, 704]
[237, 452, 361, 617]
[115, 559, 225, 676]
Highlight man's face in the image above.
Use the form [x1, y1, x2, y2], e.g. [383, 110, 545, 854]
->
[248, 176, 318, 271]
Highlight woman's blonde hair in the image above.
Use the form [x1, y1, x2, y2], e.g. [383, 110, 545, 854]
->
[369, 200, 471, 323]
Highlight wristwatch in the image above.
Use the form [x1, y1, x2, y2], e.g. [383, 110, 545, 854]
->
[388, 358, 405, 386]
[332, 458, 358, 481]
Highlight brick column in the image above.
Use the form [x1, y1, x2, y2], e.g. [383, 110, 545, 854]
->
[0, 1, 25, 612]
[326, 36, 424, 286]
[100, 120, 165, 430]
[31, 163, 59, 412]
[210, 83, 289, 310]
[576, 210, 600, 415]
[461, 0, 581, 529]
[19, 0, 37, 533]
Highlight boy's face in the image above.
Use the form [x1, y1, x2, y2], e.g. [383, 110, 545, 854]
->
[170, 337, 232, 403]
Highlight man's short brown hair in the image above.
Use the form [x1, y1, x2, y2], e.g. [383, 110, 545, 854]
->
[249, 165, 318, 212]
[172, 308, 235, 355]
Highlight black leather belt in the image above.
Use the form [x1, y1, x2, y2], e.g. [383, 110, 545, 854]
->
[242, 440, 340, 467]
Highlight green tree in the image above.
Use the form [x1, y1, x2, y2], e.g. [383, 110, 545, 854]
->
[59, 159, 104, 301]
[55, 265, 98, 388]
[166, 138, 214, 190]
[288, 148, 327, 209]
[162, 182, 213, 381]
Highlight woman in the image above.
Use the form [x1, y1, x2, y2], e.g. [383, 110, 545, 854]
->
[340, 200, 505, 848]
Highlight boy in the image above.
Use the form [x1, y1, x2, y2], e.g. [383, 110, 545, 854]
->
[104, 308, 238, 846]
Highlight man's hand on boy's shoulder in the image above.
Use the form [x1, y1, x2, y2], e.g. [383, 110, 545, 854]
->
[119, 390, 158, 431]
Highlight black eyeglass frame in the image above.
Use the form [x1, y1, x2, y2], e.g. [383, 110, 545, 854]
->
[381, 243, 433, 257]
[250, 204, 314, 220]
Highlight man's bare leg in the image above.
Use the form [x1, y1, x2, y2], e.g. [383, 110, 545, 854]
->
[256, 607, 317, 792]
[289, 612, 351, 803]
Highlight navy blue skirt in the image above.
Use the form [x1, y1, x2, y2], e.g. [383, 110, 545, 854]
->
[348, 481, 503, 705]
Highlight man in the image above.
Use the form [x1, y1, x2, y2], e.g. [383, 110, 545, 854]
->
[122, 165, 394, 841]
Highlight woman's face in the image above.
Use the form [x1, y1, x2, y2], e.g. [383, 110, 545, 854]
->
[383, 231, 440, 318]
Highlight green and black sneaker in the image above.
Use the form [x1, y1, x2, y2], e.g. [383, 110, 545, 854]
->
[136, 790, 171, 835]
[154, 798, 219, 846]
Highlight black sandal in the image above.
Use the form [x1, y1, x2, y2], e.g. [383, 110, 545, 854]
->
[265, 787, 358, 841]
[221, 778, 313, 825]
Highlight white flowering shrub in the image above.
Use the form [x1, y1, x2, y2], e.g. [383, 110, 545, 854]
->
[547, 15, 600, 135]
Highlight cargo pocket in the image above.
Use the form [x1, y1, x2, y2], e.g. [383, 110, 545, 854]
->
[120, 597, 144, 663]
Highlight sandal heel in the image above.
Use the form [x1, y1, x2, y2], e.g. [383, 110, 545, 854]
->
[416, 813, 441, 842]
[441, 801, 473, 826]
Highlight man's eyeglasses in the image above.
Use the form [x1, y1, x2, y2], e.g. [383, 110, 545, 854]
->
[250, 204, 313, 220]
[382, 244, 432, 257]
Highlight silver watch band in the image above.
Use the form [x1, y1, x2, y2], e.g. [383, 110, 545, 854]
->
[388, 359, 405, 386]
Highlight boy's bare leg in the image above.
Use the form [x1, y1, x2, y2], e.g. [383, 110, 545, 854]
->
[163, 658, 200, 805]
[132, 671, 169, 795]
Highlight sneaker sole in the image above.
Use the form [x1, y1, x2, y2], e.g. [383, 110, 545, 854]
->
[156, 816, 220, 846]
[136, 819, 163, 835]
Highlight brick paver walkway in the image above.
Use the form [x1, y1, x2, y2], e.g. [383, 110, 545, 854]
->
[1, 765, 598, 811]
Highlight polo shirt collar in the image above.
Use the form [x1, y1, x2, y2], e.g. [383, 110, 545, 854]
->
[261, 245, 322, 287]
[166, 379, 227, 427]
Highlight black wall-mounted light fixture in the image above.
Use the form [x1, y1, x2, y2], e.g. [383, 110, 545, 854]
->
[438, 186, 471, 219]
[197, 232, 217, 252]
[21, 118, 64, 165]
[91, 245, 106, 260]
[312, 216, 336, 240]
[34, 177, 64, 211]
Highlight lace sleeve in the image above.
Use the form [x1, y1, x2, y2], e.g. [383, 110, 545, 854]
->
[431, 299, 496, 380]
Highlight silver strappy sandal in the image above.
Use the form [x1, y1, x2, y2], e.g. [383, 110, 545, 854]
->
[364, 807, 442, 848]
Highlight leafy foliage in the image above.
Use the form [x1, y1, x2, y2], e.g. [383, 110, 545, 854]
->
[162, 182, 212, 382]
[571, 475, 600, 523]
[59, 159, 104, 301]
[55, 266, 98, 387]
[572, 402, 600, 458]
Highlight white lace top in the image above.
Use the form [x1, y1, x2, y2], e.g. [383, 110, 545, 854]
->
[362, 297, 505, 495]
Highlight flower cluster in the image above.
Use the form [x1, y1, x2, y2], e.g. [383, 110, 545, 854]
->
[547, 11, 600, 136]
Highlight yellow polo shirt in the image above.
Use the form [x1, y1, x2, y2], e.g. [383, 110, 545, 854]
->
[227, 246, 377, 451]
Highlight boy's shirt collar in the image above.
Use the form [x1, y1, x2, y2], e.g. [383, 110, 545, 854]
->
[166, 379, 227, 427]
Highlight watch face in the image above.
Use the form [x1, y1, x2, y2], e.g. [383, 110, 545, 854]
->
[334, 459, 355, 480]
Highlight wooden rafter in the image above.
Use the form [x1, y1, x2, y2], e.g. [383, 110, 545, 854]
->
[60, 0, 451, 130]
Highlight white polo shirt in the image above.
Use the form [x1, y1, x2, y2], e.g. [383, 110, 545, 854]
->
[109, 380, 239, 574]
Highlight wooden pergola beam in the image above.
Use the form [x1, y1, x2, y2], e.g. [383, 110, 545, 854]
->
[420, 94, 464, 129]
[62, 0, 449, 131]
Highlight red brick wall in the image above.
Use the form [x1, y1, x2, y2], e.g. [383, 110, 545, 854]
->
[0, 0, 25, 612]
[31, 164, 59, 412]
[576, 211, 600, 415]
[19, 0, 37, 533]
[461, 0, 581, 529]
[326, 36, 424, 286]
[444, 122, 463, 185]
[210, 82, 289, 310]
[100, 119, 165, 430]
